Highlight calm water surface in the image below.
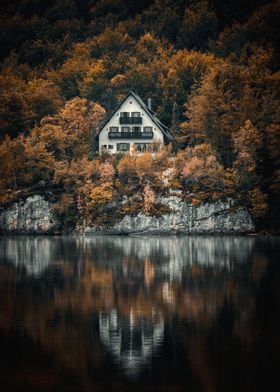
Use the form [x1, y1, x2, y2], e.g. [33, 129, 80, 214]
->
[0, 235, 279, 391]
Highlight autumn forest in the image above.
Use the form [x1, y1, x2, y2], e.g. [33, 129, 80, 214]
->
[0, 0, 279, 231]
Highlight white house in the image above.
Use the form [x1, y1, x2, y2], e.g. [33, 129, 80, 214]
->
[98, 91, 173, 154]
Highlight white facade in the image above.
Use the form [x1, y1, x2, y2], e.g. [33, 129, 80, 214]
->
[98, 93, 165, 154]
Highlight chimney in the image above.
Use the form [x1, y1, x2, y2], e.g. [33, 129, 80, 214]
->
[147, 98, 152, 111]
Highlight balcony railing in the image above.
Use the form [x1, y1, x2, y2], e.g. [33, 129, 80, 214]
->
[108, 131, 154, 139]
[119, 117, 142, 124]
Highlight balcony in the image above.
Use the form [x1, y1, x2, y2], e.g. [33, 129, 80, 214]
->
[108, 131, 154, 139]
[119, 117, 142, 124]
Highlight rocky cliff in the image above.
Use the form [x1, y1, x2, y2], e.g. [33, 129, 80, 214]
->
[0, 195, 60, 234]
[83, 196, 255, 235]
[0, 195, 255, 235]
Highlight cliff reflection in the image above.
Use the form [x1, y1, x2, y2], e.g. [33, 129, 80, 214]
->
[0, 235, 276, 391]
[0, 236, 58, 276]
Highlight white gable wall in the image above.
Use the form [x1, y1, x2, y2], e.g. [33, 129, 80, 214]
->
[98, 94, 164, 153]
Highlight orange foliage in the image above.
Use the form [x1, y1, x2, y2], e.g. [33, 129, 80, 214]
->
[143, 184, 156, 213]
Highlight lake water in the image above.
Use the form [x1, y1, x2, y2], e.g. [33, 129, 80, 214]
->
[0, 235, 279, 391]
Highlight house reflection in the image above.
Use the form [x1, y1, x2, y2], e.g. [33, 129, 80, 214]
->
[99, 308, 164, 378]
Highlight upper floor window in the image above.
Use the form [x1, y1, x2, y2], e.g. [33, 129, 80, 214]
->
[143, 126, 152, 132]
[121, 126, 130, 132]
[132, 126, 141, 132]
[110, 126, 119, 132]
[120, 112, 129, 117]
[131, 111, 140, 117]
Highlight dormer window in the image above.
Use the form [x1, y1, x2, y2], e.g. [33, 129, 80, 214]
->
[131, 112, 140, 117]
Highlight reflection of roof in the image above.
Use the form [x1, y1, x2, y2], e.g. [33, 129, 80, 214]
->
[99, 90, 173, 141]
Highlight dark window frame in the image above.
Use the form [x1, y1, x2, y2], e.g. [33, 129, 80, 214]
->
[135, 143, 152, 152]
[117, 143, 130, 152]
[121, 126, 131, 132]
[120, 112, 129, 117]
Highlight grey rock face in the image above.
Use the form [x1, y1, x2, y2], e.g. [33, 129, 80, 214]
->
[0, 195, 254, 235]
[84, 196, 255, 234]
[0, 195, 59, 234]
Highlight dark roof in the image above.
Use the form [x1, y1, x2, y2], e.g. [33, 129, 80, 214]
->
[99, 90, 173, 141]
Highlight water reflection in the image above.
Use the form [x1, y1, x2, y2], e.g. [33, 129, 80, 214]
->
[0, 235, 256, 277]
[0, 235, 279, 391]
[0, 236, 57, 275]
[83, 235, 256, 275]
[99, 309, 164, 378]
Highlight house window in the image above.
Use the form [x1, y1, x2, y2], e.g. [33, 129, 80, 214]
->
[108, 145, 114, 149]
[117, 143, 130, 152]
[135, 143, 152, 152]
[132, 126, 141, 132]
[131, 111, 140, 117]
[144, 126, 152, 132]
[120, 112, 129, 117]
[110, 126, 119, 132]
[121, 126, 130, 132]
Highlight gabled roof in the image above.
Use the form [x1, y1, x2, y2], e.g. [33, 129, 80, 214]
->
[99, 90, 173, 141]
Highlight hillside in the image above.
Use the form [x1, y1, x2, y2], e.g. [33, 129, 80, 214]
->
[0, 0, 279, 231]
